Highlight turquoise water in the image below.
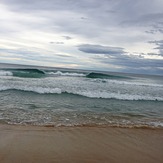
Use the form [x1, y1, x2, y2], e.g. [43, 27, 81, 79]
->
[0, 64, 163, 128]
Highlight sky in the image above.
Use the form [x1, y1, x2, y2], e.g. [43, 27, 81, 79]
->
[0, 0, 163, 75]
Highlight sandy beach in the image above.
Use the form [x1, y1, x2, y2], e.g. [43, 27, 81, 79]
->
[0, 125, 162, 163]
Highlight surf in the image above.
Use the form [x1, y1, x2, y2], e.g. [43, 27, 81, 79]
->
[86, 72, 130, 79]
[0, 68, 45, 78]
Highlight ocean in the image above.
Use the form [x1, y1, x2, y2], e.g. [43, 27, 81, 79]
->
[0, 63, 163, 128]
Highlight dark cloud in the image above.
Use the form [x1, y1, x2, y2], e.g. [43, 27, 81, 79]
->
[79, 43, 163, 75]
[145, 29, 163, 34]
[149, 40, 163, 45]
[80, 17, 87, 20]
[50, 42, 64, 44]
[148, 40, 163, 56]
[121, 13, 163, 28]
[62, 36, 72, 40]
[94, 51, 163, 75]
[120, 12, 163, 38]
[78, 44, 124, 55]
[145, 29, 163, 35]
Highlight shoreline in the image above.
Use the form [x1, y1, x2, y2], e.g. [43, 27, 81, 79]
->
[0, 124, 163, 163]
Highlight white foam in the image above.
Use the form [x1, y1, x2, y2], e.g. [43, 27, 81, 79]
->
[47, 71, 86, 77]
[76, 91, 163, 101]
[0, 76, 163, 101]
[0, 70, 13, 76]
[149, 121, 163, 127]
[92, 78, 163, 88]
[0, 86, 62, 94]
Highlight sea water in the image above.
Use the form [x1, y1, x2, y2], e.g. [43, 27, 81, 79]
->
[0, 63, 163, 128]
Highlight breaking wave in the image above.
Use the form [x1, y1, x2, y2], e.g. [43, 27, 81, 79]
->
[0, 69, 130, 79]
[86, 72, 130, 79]
[0, 69, 45, 78]
[0, 70, 13, 76]
[1, 87, 163, 101]
[14, 68, 45, 74]
[0, 68, 163, 101]
[47, 71, 86, 77]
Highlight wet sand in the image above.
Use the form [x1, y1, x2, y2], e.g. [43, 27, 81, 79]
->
[0, 125, 163, 163]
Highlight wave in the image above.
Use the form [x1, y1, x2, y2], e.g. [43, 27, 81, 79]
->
[45, 71, 128, 79]
[1, 70, 163, 101]
[15, 68, 45, 74]
[1, 88, 163, 101]
[6, 122, 163, 129]
[52, 122, 163, 128]
[4, 116, 163, 128]
[0, 69, 86, 78]
[86, 72, 130, 79]
[0, 70, 13, 76]
[0, 69, 45, 78]
[0, 69, 131, 80]
[95, 78, 163, 87]
[47, 71, 86, 77]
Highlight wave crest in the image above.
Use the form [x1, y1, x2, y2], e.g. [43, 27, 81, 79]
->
[86, 72, 130, 79]
[47, 71, 86, 77]
[1, 87, 163, 101]
[1, 69, 45, 78]
[0, 70, 13, 76]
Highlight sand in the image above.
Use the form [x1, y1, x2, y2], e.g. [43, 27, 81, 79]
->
[0, 125, 163, 163]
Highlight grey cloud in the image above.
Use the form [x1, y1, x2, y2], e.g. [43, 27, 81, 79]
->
[115, 0, 163, 34]
[83, 43, 163, 75]
[158, 29, 163, 33]
[149, 40, 163, 45]
[1, 0, 113, 11]
[148, 40, 163, 56]
[2, 0, 163, 28]
[62, 36, 72, 40]
[0, 48, 47, 61]
[77, 43, 162, 74]
[2, 0, 162, 39]
[121, 13, 163, 28]
[50, 42, 64, 44]
[78, 44, 124, 55]
[80, 17, 87, 20]
[0, 48, 73, 62]
[95, 53, 163, 75]
[0, 0, 117, 38]
[155, 46, 163, 50]
[145, 29, 163, 34]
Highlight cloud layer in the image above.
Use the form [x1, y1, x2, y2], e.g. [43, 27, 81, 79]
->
[0, 0, 163, 75]
[78, 44, 124, 55]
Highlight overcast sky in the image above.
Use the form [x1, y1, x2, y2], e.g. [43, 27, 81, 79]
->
[0, 0, 163, 75]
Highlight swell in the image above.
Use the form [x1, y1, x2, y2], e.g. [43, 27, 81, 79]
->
[0, 69, 45, 78]
[0, 69, 130, 79]
[47, 71, 130, 79]
[86, 72, 130, 79]
[1, 89, 163, 101]
[47, 71, 86, 77]
[13, 69, 45, 74]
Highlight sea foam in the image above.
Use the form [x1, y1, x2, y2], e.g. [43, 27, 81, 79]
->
[47, 71, 86, 77]
[0, 75, 163, 101]
[0, 70, 13, 76]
